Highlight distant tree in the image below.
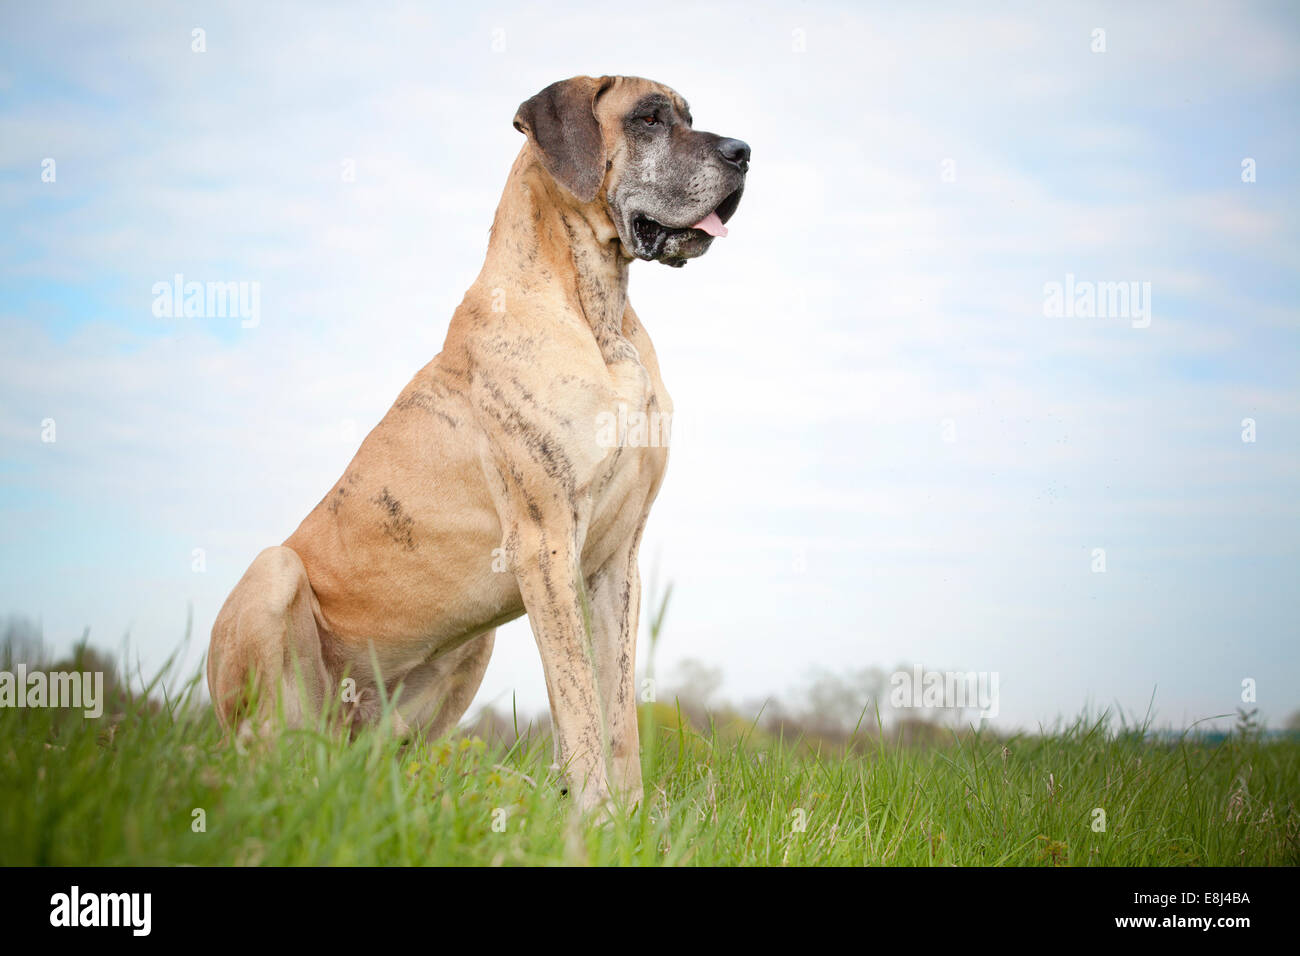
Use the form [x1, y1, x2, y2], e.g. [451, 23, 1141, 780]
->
[797, 666, 887, 739]
[669, 658, 724, 728]
[1, 614, 44, 668]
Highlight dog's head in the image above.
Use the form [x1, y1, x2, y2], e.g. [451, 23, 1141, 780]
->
[513, 75, 749, 267]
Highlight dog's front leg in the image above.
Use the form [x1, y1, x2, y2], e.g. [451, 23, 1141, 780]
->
[586, 536, 644, 808]
[510, 520, 613, 812]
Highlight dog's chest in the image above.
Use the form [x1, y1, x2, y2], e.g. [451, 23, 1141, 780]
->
[584, 351, 671, 549]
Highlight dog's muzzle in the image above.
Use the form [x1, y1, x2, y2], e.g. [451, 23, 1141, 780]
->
[630, 184, 746, 267]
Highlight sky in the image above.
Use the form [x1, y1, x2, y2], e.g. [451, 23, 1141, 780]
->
[1, 0, 1297, 733]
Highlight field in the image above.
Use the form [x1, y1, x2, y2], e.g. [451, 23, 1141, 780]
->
[2, 658, 1297, 866]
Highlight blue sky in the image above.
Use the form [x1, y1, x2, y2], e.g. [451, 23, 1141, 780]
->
[1, 1, 1297, 731]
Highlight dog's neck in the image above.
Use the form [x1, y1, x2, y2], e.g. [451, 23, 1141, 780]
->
[485, 150, 632, 359]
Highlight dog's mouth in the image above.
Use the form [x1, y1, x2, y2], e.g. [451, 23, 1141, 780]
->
[630, 187, 744, 267]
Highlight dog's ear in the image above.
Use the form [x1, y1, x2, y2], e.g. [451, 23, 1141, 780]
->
[513, 76, 613, 203]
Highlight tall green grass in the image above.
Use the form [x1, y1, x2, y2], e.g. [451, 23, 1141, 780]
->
[1, 663, 1296, 865]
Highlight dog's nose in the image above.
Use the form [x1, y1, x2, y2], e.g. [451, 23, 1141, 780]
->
[716, 138, 751, 171]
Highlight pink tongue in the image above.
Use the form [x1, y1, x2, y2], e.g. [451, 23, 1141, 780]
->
[692, 211, 728, 237]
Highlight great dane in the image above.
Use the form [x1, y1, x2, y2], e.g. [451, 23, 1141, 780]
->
[207, 75, 749, 811]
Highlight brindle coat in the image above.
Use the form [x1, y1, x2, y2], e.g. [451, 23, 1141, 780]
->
[207, 75, 749, 811]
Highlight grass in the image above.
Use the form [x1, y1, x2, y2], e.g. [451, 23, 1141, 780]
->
[2, 666, 1297, 866]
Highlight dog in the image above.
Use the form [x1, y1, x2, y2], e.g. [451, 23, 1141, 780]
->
[207, 75, 749, 811]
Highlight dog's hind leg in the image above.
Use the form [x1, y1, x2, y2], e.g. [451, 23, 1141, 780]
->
[207, 545, 331, 733]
